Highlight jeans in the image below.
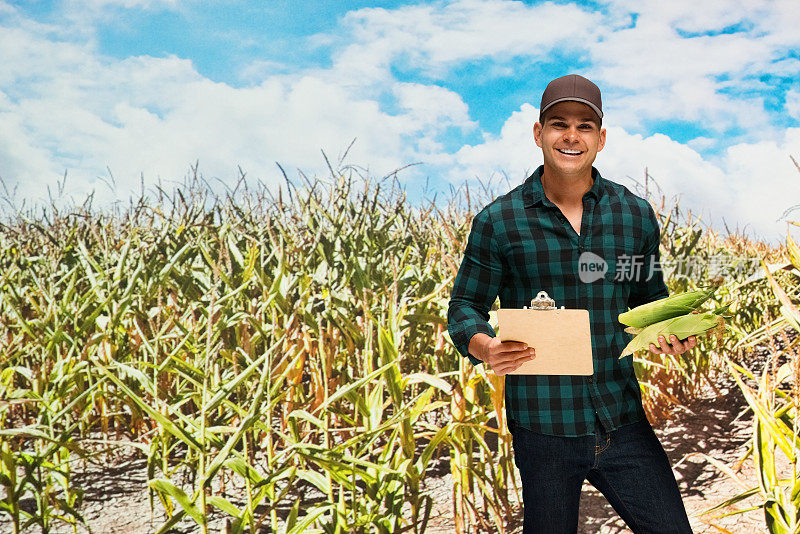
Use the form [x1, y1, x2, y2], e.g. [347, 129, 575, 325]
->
[509, 414, 693, 533]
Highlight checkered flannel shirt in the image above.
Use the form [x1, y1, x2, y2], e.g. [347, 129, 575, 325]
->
[447, 165, 669, 436]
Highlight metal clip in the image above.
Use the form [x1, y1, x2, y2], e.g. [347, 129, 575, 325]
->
[528, 291, 556, 310]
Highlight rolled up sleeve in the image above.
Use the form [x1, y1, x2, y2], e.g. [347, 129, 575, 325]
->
[447, 207, 504, 366]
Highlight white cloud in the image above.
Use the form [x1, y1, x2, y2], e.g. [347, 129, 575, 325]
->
[438, 103, 540, 185]
[719, 129, 800, 237]
[786, 89, 800, 120]
[394, 83, 473, 127]
[392, 83, 477, 155]
[0, 102, 64, 208]
[587, 0, 800, 135]
[327, 0, 799, 139]
[1, 0, 799, 245]
[0, 19, 479, 209]
[67, 0, 178, 9]
[769, 57, 800, 76]
[687, 136, 716, 152]
[594, 128, 735, 227]
[334, 0, 601, 80]
[238, 59, 294, 82]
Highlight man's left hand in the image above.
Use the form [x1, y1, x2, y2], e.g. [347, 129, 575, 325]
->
[648, 335, 697, 356]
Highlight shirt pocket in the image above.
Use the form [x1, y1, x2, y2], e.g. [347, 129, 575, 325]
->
[602, 269, 631, 305]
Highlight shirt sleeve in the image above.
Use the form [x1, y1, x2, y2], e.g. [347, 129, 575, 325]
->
[447, 207, 504, 366]
[628, 204, 670, 308]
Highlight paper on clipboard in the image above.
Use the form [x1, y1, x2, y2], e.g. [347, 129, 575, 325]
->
[497, 292, 593, 375]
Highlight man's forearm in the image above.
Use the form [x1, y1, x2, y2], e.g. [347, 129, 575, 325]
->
[468, 332, 493, 362]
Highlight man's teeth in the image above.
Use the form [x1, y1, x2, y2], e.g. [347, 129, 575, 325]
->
[558, 149, 582, 155]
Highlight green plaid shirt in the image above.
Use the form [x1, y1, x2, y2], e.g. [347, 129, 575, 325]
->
[447, 165, 668, 436]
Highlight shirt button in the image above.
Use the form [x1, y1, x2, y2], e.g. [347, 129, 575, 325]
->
[588, 376, 593, 382]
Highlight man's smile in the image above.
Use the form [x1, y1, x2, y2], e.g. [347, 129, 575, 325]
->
[556, 148, 584, 156]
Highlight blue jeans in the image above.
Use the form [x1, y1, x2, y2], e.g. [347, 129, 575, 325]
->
[509, 415, 693, 533]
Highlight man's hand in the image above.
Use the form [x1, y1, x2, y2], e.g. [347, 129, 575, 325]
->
[470, 334, 535, 375]
[648, 335, 697, 356]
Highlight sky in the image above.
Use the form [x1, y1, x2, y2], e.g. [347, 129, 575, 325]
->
[0, 0, 798, 243]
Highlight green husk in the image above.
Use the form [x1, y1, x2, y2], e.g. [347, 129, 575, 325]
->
[618, 288, 716, 328]
[619, 310, 724, 358]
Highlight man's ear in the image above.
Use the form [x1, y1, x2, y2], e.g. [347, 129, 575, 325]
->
[533, 122, 543, 148]
[597, 127, 606, 152]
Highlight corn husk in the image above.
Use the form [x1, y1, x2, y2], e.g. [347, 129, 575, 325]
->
[619, 310, 724, 358]
[625, 305, 729, 336]
[618, 288, 715, 328]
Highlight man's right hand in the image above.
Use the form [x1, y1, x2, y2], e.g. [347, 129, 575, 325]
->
[469, 333, 535, 375]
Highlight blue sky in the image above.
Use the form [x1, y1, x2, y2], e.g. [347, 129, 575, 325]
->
[0, 0, 799, 242]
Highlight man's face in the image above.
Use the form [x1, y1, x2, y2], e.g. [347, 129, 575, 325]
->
[533, 101, 606, 178]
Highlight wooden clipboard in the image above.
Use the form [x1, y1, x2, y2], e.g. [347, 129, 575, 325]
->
[497, 292, 593, 375]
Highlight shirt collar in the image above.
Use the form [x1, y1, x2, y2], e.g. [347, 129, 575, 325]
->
[523, 165, 604, 208]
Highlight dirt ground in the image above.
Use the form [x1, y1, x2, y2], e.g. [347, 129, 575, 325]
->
[423, 341, 795, 534]
[3, 340, 795, 533]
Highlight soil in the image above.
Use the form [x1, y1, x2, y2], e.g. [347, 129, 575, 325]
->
[3, 334, 796, 534]
[423, 334, 797, 534]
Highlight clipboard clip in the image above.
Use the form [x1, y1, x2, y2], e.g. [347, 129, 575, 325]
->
[524, 291, 564, 310]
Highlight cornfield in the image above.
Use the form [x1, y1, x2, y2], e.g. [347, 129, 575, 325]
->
[0, 160, 797, 533]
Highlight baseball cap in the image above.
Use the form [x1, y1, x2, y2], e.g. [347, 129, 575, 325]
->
[539, 74, 603, 121]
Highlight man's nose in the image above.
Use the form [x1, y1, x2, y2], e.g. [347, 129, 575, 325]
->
[563, 127, 579, 141]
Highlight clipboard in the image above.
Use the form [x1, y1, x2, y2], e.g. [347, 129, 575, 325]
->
[497, 291, 593, 375]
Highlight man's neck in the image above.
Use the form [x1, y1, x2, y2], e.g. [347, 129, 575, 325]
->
[540, 166, 594, 207]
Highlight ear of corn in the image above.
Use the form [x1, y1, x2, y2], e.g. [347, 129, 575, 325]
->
[619, 310, 724, 358]
[618, 288, 716, 328]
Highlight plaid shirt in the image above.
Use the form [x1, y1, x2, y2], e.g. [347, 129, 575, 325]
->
[447, 165, 668, 436]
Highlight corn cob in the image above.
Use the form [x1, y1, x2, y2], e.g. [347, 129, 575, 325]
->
[618, 288, 715, 328]
[624, 305, 729, 335]
[619, 310, 723, 358]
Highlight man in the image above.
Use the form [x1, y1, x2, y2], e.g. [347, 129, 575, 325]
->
[447, 74, 696, 533]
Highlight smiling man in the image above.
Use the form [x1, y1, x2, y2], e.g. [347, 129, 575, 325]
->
[447, 75, 696, 533]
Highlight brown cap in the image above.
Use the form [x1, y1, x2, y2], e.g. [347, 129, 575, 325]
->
[539, 74, 603, 121]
